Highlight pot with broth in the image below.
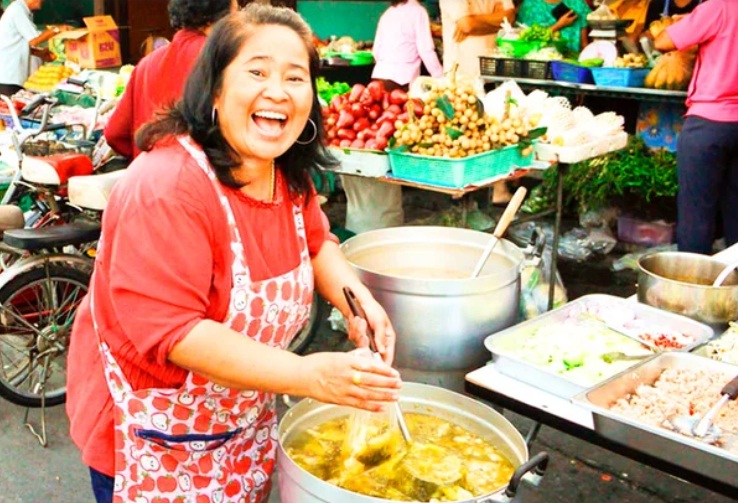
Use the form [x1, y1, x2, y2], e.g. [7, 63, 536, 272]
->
[278, 382, 548, 503]
[340, 227, 526, 373]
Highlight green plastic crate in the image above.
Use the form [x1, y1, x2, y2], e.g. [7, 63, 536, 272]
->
[388, 145, 535, 189]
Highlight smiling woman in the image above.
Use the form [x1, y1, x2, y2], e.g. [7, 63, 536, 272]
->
[66, 4, 402, 503]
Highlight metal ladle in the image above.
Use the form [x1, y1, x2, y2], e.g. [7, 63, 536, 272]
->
[671, 373, 738, 443]
[471, 186, 527, 278]
[712, 259, 738, 287]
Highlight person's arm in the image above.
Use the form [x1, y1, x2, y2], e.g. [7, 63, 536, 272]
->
[29, 27, 58, 48]
[311, 240, 397, 365]
[656, 1, 721, 52]
[103, 69, 137, 158]
[415, 7, 443, 78]
[169, 319, 400, 412]
[454, 8, 516, 42]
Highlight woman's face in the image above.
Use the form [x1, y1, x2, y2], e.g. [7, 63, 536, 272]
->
[214, 24, 313, 164]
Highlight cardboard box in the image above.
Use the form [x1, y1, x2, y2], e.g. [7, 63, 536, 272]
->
[54, 16, 121, 69]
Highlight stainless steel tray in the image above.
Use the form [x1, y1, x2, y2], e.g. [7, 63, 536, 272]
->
[484, 294, 715, 399]
[572, 352, 738, 488]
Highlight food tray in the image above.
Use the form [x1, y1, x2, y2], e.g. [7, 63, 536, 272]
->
[484, 294, 715, 399]
[327, 147, 389, 177]
[387, 144, 534, 189]
[591, 67, 650, 88]
[572, 352, 738, 488]
[550, 61, 594, 84]
[535, 131, 628, 164]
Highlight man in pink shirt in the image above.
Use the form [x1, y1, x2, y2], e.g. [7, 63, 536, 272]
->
[655, 0, 738, 254]
[371, 0, 443, 90]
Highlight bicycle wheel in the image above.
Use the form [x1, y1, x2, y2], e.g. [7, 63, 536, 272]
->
[287, 292, 327, 355]
[0, 264, 90, 407]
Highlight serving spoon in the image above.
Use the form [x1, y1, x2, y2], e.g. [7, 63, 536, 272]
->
[670, 373, 738, 443]
[712, 259, 738, 287]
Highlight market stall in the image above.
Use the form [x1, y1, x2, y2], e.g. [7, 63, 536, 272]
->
[466, 244, 738, 500]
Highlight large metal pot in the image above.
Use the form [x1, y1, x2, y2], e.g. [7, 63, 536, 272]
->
[637, 251, 738, 329]
[277, 382, 548, 503]
[340, 226, 525, 372]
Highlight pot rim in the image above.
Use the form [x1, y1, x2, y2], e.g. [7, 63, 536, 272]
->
[638, 251, 738, 290]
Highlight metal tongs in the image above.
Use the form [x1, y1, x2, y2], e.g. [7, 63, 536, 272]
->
[343, 287, 412, 444]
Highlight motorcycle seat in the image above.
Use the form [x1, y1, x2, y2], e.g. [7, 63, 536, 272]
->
[21, 153, 94, 186]
[68, 169, 127, 211]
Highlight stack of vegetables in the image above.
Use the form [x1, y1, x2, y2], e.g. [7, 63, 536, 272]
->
[23, 64, 75, 93]
[322, 81, 412, 151]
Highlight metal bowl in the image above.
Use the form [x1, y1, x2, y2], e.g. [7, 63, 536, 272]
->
[637, 251, 738, 329]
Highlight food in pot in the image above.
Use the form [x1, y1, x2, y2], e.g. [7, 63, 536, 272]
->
[284, 412, 515, 501]
[608, 368, 738, 453]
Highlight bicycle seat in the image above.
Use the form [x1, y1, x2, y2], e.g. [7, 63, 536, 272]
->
[3, 220, 100, 251]
[0, 205, 24, 235]
[22, 153, 94, 186]
[68, 169, 127, 211]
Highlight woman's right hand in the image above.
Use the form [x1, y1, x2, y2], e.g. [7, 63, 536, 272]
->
[299, 350, 402, 412]
[553, 10, 578, 31]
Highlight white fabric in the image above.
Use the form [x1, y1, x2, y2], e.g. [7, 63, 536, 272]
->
[0, 1, 40, 87]
[341, 175, 404, 234]
[440, 0, 514, 78]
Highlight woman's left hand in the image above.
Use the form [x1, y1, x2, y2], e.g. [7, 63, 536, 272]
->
[347, 297, 396, 366]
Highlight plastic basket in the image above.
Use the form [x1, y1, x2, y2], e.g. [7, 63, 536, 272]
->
[479, 57, 525, 78]
[591, 67, 650, 88]
[522, 60, 551, 79]
[0, 114, 42, 130]
[387, 145, 535, 189]
[550, 61, 594, 84]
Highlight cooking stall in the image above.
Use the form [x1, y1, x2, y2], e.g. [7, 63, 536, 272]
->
[466, 244, 738, 500]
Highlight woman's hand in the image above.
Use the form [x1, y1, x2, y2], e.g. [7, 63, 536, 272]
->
[300, 350, 401, 412]
[552, 10, 578, 31]
[346, 296, 397, 366]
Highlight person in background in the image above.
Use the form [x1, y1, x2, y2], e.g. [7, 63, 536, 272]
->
[0, 0, 59, 97]
[654, 0, 738, 254]
[440, 0, 516, 204]
[371, 0, 443, 91]
[646, 0, 703, 27]
[516, 0, 591, 55]
[67, 5, 400, 502]
[103, 0, 237, 159]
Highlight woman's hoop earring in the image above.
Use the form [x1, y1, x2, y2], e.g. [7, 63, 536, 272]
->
[211, 108, 218, 127]
[295, 118, 317, 145]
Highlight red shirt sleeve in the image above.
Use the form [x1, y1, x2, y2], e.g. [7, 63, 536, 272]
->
[666, 2, 723, 51]
[103, 67, 137, 158]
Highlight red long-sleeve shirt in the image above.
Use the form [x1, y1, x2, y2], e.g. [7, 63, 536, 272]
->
[103, 30, 207, 159]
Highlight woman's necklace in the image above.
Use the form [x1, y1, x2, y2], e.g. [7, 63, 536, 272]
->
[269, 161, 276, 202]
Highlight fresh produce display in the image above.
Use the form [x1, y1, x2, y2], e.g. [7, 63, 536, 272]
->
[519, 25, 560, 45]
[316, 77, 350, 106]
[612, 54, 648, 69]
[644, 49, 695, 90]
[23, 64, 75, 92]
[321, 81, 410, 151]
[391, 76, 540, 158]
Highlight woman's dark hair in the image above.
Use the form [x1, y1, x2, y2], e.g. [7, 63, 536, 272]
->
[390, 0, 409, 5]
[168, 0, 234, 31]
[138, 4, 337, 200]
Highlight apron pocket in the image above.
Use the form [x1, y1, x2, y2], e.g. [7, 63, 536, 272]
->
[135, 428, 243, 453]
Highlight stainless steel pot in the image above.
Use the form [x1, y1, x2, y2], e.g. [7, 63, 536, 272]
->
[340, 226, 526, 372]
[637, 251, 738, 329]
[277, 382, 548, 503]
